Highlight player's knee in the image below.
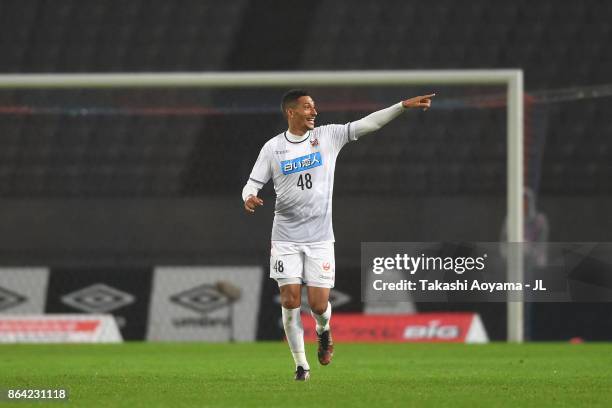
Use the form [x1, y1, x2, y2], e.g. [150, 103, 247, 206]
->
[309, 302, 327, 316]
[280, 294, 300, 309]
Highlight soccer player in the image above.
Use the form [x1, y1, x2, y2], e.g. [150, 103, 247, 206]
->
[242, 90, 434, 380]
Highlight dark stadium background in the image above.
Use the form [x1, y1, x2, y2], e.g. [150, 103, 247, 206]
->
[0, 0, 611, 341]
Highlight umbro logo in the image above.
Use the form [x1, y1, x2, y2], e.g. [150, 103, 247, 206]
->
[61, 283, 135, 313]
[0, 286, 27, 311]
[170, 283, 234, 314]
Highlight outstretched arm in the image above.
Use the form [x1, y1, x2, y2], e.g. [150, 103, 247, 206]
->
[351, 94, 435, 140]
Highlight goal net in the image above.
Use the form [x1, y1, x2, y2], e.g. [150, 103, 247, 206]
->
[0, 71, 524, 341]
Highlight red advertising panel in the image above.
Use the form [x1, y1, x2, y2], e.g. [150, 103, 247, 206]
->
[302, 313, 488, 343]
[0, 315, 123, 343]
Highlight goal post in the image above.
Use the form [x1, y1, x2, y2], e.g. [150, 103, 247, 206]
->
[0, 70, 524, 342]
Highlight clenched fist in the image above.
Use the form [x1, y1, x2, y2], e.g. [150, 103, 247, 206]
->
[244, 195, 264, 214]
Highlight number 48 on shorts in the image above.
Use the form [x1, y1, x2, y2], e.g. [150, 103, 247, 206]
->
[273, 260, 284, 273]
[270, 241, 336, 288]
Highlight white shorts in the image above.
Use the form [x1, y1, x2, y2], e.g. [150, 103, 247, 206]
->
[270, 241, 335, 288]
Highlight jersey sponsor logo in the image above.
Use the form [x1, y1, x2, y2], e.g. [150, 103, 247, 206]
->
[280, 152, 323, 175]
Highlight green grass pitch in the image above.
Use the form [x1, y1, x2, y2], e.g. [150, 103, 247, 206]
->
[1, 342, 611, 407]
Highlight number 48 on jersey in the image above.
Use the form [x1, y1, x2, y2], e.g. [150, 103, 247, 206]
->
[297, 173, 312, 190]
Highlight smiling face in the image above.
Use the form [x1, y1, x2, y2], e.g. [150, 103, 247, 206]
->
[286, 95, 317, 135]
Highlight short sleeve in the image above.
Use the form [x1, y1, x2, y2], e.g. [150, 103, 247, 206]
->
[249, 143, 272, 186]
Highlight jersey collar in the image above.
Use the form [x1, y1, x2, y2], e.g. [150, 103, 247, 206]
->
[284, 130, 310, 144]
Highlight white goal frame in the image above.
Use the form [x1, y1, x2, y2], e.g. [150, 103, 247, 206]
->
[0, 70, 524, 342]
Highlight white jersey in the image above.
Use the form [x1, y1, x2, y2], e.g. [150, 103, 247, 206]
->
[248, 123, 355, 243]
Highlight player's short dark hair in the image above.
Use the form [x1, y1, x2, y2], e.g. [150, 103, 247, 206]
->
[281, 89, 310, 117]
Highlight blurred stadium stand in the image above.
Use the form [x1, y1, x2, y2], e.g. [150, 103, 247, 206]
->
[0, 0, 609, 197]
[0, 0, 611, 340]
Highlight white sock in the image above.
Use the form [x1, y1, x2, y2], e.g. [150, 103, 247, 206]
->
[311, 301, 332, 335]
[282, 306, 309, 370]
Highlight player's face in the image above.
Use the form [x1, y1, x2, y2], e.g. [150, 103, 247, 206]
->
[288, 96, 317, 132]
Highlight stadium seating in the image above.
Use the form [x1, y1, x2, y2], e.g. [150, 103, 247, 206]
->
[0, 0, 609, 196]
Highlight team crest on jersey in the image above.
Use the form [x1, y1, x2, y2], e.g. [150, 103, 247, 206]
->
[310, 137, 319, 147]
[280, 152, 323, 175]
